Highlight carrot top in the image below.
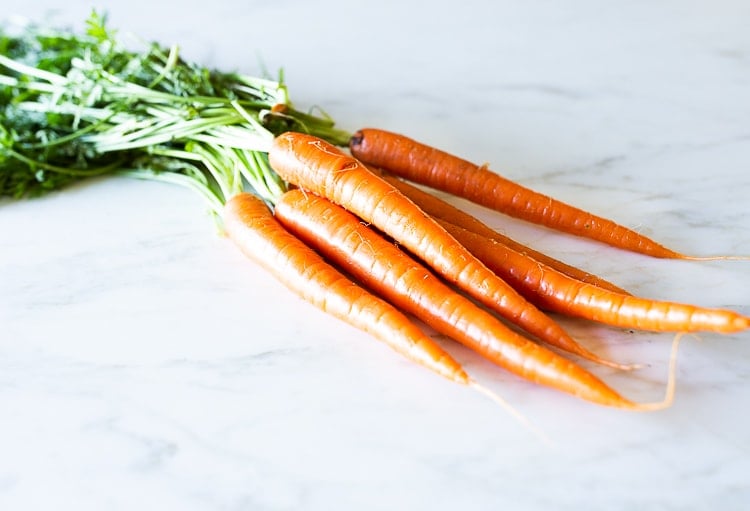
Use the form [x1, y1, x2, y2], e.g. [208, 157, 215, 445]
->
[0, 12, 351, 203]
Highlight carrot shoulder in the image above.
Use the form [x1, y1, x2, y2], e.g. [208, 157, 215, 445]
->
[349, 128, 687, 259]
[273, 189, 670, 409]
[268, 132, 622, 369]
[222, 192, 469, 385]
[440, 219, 750, 333]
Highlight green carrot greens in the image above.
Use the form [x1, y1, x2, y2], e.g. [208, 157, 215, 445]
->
[0, 11, 350, 208]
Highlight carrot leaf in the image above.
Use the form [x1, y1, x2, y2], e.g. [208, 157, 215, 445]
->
[0, 12, 352, 203]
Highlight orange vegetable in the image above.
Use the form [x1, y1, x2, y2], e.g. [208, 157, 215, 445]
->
[379, 171, 630, 295]
[440, 219, 750, 333]
[268, 132, 622, 368]
[349, 128, 703, 259]
[273, 189, 676, 409]
[222, 192, 469, 385]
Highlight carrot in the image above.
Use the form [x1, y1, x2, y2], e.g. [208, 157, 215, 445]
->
[349, 128, 735, 260]
[222, 192, 469, 385]
[439, 219, 750, 333]
[378, 171, 630, 295]
[273, 189, 678, 410]
[268, 132, 627, 369]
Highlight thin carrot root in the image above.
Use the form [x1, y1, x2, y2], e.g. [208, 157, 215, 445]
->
[679, 255, 750, 262]
[617, 361, 645, 371]
[625, 332, 684, 412]
[585, 355, 641, 372]
[469, 380, 554, 446]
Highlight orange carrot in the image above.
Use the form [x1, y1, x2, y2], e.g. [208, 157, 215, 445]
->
[222, 192, 469, 385]
[273, 189, 676, 410]
[349, 128, 709, 259]
[268, 132, 625, 369]
[440, 219, 750, 333]
[379, 171, 630, 295]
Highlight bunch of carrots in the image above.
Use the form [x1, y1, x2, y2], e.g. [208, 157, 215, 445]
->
[2, 14, 748, 413]
[226, 129, 748, 412]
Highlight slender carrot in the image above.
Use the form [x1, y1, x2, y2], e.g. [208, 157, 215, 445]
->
[222, 192, 469, 385]
[379, 171, 630, 295]
[439, 219, 750, 333]
[268, 132, 627, 369]
[349, 128, 730, 260]
[273, 189, 676, 410]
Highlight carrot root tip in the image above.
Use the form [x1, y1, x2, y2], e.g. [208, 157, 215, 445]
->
[628, 332, 684, 412]
[681, 254, 750, 262]
[733, 316, 750, 332]
[621, 362, 646, 372]
[469, 380, 555, 447]
[595, 357, 643, 372]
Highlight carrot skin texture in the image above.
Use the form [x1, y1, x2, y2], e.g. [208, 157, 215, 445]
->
[274, 189, 643, 408]
[379, 172, 630, 295]
[440, 220, 750, 333]
[222, 193, 469, 385]
[350, 128, 684, 259]
[268, 132, 618, 367]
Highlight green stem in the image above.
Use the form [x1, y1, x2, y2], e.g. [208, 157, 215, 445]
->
[146, 44, 180, 90]
[0, 53, 66, 85]
[186, 142, 237, 201]
[230, 100, 271, 137]
[4, 147, 124, 176]
[21, 115, 118, 150]
[90, 114, 244, 152]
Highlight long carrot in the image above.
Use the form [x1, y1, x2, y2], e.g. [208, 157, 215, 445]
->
[268, 132, 626, 369]
[273, 189, 676, 410]
[440, 219, 750, 333]
[349, 128, 730, 260]
[222, 192, 469, 385]
[379, 171, 630, 295]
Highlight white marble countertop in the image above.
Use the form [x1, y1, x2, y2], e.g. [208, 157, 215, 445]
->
[2, 1, 749, 509]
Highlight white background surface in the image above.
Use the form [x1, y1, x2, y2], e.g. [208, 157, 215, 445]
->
[2, 1, 749, 509]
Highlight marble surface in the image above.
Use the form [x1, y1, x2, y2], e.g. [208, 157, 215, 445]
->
[2, 1, 749, 509]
